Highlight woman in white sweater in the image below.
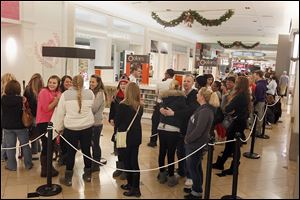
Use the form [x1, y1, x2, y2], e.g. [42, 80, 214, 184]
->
[55, 75, 95, 186]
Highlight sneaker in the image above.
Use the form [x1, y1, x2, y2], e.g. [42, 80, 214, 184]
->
[157, 171, 168, 184]
[5, 166, 16, 171]
[265, 124, 272, 129]
[147, 142, 157, 147]
[26, 163, 34, 170]
[167, 175, 178, 187]
[184, 193, 202, 199]
[183, 188, 192, 193]
[184, 178, 193, 188]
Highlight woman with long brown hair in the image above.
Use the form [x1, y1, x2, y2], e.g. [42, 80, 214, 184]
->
[55, 75, 95, 186]
[116, 82, 143, 197]
[89, 74, 106, 172]
[212, 76, 250, 175]
[23, 73, 44, 157]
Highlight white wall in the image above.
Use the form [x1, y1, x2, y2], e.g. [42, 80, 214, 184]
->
[1, 1, 70, 86]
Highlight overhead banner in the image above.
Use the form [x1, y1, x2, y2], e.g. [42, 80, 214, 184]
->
[126, 55, 150, 85]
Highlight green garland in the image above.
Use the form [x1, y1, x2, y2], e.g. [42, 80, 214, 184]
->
[151, 9, 234, 28]
[217, 41, 260, 49]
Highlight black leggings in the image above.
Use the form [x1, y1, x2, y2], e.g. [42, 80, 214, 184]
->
[158, 130, 181, 176]
[64, 127, 93, 170]
[37, 122, 55, 156]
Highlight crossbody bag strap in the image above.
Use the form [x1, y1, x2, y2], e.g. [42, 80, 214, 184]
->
[126, 105, 140, 132]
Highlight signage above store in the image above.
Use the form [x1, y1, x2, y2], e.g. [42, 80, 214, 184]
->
[196, 58, 218, 67]
[232, 51, 265, 57]
[126, 55, 149, 63]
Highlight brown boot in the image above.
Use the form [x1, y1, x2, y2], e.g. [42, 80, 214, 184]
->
[40, 155, 59, 177]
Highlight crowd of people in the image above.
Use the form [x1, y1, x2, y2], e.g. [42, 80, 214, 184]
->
[1, 66, 286, 198]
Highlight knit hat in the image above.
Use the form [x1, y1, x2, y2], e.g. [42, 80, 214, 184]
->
[119, 78, 129, 84]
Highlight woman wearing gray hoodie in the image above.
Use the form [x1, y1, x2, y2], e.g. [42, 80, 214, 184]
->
[89, 74, 106, 172]
[184, 87, 216, 199]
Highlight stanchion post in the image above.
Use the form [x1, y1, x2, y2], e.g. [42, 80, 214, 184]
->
[257, 104, 270, 139]
[36, 122, 62, 196]
[204, 136, 215, 199]
[243, 112, 260, 159]
[221, 132, 242, 199]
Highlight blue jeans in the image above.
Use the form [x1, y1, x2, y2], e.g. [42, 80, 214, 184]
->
[185, 145, 203, 196]
[91, 125, 103, 166]
[4, 129, 33, 170]
[1, 129, 7, 160]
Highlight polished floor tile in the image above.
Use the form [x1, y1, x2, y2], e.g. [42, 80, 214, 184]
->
[1, 101, 297, 199]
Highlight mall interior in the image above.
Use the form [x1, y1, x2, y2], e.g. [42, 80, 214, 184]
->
[1, 1, 299, 199]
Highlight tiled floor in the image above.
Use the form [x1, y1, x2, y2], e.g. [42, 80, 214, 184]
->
[1, 100, 297, 199]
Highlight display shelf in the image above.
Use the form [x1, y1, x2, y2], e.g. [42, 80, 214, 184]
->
[104, 82, 157, 116]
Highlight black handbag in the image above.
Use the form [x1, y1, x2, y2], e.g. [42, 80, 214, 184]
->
[222, 114, 237, 130]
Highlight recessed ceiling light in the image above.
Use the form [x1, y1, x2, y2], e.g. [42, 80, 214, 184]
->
[245, 7, 250, 10]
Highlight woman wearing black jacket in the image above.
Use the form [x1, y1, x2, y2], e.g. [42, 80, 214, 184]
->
[2, 80, 33, 171]
[116, 82, 143, 197]
[212, 76, 250, 175]
[157, 80, 187, 187]
[109, 78, 128, 179]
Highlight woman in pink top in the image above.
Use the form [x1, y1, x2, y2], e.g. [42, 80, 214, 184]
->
[36, 75, 61, 177]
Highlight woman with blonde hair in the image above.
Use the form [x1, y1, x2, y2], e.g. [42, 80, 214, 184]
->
[116, 82, 143, 197]
[55, 75, 95, 186]
[1, 73, 16, 161]
[184, 87, 216, 199]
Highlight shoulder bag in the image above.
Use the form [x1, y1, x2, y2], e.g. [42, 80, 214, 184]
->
[116, 106, 140, 148]
[22, 101, 33, 128]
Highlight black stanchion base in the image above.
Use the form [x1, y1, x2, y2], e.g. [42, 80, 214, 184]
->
[221, 195, 242, 199]
[243, 152, 260, 159]
[256, 134, 270, 139]
[36, 184, 62, 196]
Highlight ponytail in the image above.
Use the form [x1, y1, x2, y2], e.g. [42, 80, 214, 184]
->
[72, 75, 84, 113]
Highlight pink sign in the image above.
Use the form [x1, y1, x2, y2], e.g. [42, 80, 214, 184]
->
[1, 1, 20, 21]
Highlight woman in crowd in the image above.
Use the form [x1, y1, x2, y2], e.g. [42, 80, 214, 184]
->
[2, 80, 33, 171]
[23, 73, 44, 159]
[57, 75, 73, 166]
[36, 75, 61, 177]
[116, 82, 143, 197]
[1, 73, 16, 161]
[212, 80, 222, 103]
[109, 78, 129, 179]
[157, 80, 187, 187]
[212, 76, 250, 175]
[184, 87, 216, 199]
[55, 75, 95, 186]
[204, 74, 214, 90]
[89, 74, 106, 172]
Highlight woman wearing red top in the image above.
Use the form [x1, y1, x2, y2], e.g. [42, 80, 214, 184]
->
[36, 75, 61, 177]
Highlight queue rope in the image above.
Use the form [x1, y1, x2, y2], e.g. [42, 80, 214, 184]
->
[60, 133, 208, 173]
[1, 132, 47, 150]
[255, 96, 281, 122]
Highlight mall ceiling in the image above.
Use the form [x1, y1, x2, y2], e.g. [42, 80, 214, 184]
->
[73, 1, 299, 44]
